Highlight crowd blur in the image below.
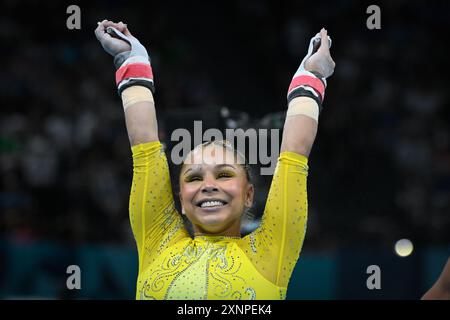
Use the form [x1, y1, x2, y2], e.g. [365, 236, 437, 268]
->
[1, 1, 449, 250]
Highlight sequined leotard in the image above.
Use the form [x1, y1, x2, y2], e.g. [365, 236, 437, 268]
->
[129, 141, 308, 300]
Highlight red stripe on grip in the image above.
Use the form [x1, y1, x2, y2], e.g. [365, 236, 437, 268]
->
[116, 63, 153, 85]
[288, 75, 325, 100]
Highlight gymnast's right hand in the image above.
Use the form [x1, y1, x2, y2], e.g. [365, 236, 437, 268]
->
[94, 19, 154, 95]
[94, 20, 132, 56]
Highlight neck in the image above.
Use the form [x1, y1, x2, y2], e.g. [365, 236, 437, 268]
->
[193, 220, 241, 238]
[194, 231, 241, 238]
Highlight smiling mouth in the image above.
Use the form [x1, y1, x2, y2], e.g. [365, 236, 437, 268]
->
[196, 200, 228, 209]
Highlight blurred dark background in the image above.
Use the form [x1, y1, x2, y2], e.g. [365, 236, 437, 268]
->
[0, 0, 449, 299]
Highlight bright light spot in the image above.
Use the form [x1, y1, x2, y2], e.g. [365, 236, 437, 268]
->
[395, 239, 413, 257]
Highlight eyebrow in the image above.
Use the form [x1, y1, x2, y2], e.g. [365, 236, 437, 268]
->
[183, 164, 237, 176]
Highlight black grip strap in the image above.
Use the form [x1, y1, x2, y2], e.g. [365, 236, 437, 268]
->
[117, 79, 155, 96]
[287, 87, 323, 113]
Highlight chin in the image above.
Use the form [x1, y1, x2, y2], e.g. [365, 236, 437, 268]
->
[196, 215, 237, 234]
[198, 215, 228, 229]
[187, 205, 241, 234]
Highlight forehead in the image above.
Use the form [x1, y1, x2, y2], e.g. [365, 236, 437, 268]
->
[183, 144, 241, 167]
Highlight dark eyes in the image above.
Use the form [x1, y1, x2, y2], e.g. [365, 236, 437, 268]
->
[186, 172, 234, 182]
[217, 172, 233, 178]
[187, 176, 201, 182]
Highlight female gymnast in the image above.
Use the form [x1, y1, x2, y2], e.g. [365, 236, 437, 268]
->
[95, 20, 335, 300]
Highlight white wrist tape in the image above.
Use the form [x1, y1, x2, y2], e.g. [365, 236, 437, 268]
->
[121, 85, 154, 110]
[286, 96, 319, 122]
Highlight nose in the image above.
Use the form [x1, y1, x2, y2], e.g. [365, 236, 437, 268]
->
[201, 173, 218, 193]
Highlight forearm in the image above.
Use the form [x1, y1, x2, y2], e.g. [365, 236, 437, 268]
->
[122, 86, 159, 146]
[280, 96, 318, 157]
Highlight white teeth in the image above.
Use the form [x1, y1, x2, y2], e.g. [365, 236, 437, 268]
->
[200, 201, 225, 208]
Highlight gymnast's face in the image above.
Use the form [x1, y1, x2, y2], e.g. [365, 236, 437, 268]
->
[179, 144, 254, 237]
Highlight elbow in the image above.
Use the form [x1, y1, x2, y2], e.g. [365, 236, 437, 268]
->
[281, 136, 315, 157]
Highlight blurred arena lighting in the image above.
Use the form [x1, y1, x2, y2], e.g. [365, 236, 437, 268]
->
[394, 239, 414, 257]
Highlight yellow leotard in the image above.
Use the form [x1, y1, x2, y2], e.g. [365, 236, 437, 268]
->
[129, 141, 308, 300]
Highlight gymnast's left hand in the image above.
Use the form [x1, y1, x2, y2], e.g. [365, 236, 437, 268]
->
[304, 28, 336, 79]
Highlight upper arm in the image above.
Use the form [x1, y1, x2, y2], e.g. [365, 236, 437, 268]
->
[129, 141, 189, 269]
[239, 152, 309, 287]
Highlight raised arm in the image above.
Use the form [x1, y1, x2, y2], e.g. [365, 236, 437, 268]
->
[238, 30, 336, 289]
[94, 21, 189, 275]
[94, 20, 158, 146]
[281, 28, 335, 157]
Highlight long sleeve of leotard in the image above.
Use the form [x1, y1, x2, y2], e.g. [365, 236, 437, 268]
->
[238, 151, 308, 288]
[129, 141, 189, 272]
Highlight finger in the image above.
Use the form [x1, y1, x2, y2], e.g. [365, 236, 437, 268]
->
[106, 21, 129, 34]
[117, 21, 127, 32]
[97, 19, 109, 29]
[108, 21, 122, 30]
[96, 23, 119, 45]
[102, 20, 118, 29]
[122, 25, 132, 37]
[94, 22, 106, 40]
[95, 20, 107, 31]
[106, 26, 132, 45]
[95, 19, 114, 36]
[318, 28, 330, 52]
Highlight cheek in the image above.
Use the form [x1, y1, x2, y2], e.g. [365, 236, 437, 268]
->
[223, 180, 247, 201]
[180, 184, 198, 205]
